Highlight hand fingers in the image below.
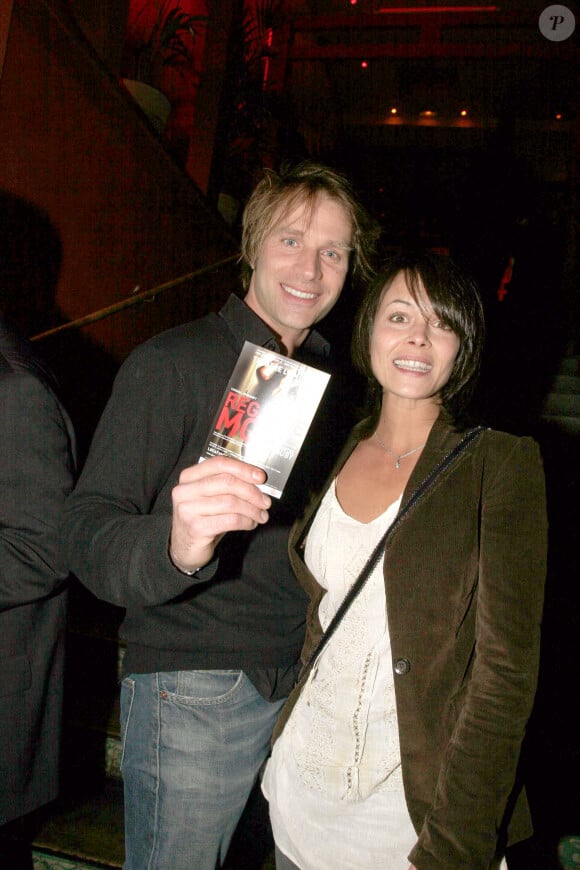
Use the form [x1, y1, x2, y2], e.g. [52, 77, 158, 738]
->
[172, 457, 271, 537]
[173, 488, 270, 529]
[174, 470, 270, 510]
[180, 455, 267, 487]
[170, 482, 269, 571]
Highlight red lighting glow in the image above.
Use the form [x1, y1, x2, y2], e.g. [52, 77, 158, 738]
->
[390, 107, 398, 114]
[361, 60, 369, 69]
[376, 6, 498, 12]
[555, 113, 563, 120]
[460, 109, 468, 117]
[263, 26, 273, 86]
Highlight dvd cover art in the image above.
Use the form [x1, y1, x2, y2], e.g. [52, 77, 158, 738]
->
[200, 341, 331, 498]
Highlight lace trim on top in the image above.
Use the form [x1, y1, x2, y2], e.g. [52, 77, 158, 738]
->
[285, 480, 403, 802]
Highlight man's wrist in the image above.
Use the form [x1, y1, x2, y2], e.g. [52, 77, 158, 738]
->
[178, 565, 201, 576]
[168, 547, 202, 576]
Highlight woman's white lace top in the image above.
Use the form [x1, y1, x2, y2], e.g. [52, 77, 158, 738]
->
[287, 478, 404, 800]
[262, 480, 419, 868]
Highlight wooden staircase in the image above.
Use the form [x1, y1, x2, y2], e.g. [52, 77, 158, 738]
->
[541, 353, 580, 434]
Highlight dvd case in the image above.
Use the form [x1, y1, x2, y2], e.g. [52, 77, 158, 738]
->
[199, 341, 331, 498]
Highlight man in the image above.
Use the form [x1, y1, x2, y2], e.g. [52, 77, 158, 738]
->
[62, 161, 377, 869]
[0, 317, 76, 868]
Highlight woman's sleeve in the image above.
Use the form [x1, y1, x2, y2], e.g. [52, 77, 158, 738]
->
[410, 435, 548, 869]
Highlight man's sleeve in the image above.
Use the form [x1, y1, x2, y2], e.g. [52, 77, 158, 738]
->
[0, 371, 75, 610]
[61, 343, 214, 608]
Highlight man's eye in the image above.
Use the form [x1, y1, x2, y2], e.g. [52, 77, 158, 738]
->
[282, 238, 298, 247]
[323, 249, 339, 260]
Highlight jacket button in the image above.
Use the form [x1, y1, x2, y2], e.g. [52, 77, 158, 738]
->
[394, 658, 411, 675]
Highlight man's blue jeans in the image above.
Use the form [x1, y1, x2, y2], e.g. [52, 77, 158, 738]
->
[120, 670, 285, 870]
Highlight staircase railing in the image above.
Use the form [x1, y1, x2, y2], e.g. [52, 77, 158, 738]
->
[31, 254, 239, 343]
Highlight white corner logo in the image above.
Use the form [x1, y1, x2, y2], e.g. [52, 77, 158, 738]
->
[539, 5, 575, 41]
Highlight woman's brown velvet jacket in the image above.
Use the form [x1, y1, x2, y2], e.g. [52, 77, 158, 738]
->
[275, 410, 547, 870]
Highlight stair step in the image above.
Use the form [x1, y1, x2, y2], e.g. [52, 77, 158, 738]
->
[548, 373, 580, 395]
[105, 736, 122, 780]
[541, 414, 580, 434]
[558, 356, 580, 376]
[542, 391, 580, 416]
[32, 780, 124, 869]
[33, 852, 116, 870]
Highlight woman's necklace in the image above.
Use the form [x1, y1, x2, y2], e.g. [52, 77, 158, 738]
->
[374, 433, 426, 469]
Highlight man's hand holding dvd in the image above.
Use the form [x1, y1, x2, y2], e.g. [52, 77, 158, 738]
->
[169, 342, 329, 576]
[169, 455, 271, 576]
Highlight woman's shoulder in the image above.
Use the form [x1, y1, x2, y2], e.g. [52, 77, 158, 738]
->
[434, 411, 544, 478]
[480, 426, 540, 454]
[477, 426, 544, 484]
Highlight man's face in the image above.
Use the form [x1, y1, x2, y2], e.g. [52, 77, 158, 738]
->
[244, 195, 353, 355]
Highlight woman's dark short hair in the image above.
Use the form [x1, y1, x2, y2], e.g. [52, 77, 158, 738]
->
[352, 250, 485, 422]
[240, 161, 379, 291]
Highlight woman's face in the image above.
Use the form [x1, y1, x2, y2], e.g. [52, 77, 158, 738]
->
[370, 271, 460, 408]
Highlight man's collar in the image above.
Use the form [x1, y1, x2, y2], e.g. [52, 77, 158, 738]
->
[219, 293, 330, 359]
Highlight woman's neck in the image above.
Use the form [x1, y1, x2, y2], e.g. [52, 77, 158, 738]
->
[374, 399, 440, 452]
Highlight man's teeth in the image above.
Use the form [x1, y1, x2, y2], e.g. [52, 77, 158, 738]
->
[394, 359, 432, 372]
[282, 285, 317, 300]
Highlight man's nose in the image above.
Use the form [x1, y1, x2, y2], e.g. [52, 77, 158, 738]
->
[296, 247, 321, 281]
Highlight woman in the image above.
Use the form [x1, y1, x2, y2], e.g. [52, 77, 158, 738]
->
[262, 250, 547, 869]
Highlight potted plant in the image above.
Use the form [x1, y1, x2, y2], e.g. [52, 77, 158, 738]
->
[122, 0, 207, 133]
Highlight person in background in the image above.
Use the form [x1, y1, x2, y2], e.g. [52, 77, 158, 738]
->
[0, 315, 76, 869]
[62, 161, 378, 870]
[262, 250, 547, 869]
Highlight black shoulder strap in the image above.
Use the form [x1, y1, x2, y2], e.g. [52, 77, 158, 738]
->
[303, 425, 486, 672]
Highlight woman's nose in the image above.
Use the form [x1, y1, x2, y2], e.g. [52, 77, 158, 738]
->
[408, 319, 430, 345]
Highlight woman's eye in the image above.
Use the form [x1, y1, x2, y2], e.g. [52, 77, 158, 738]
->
[389, 313, 407, 323]
[433, 319, 453, 331]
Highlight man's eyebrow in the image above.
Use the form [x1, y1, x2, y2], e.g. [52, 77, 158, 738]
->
[276, 226, 353, 250]
[276, 225, 304, 237]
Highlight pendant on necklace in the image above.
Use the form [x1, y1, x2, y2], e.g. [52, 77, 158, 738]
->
[374, 433, 427, 469]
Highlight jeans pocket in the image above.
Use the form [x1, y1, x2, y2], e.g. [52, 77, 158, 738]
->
[161, 669, 245, 707]
[119, 676, 135, 772]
